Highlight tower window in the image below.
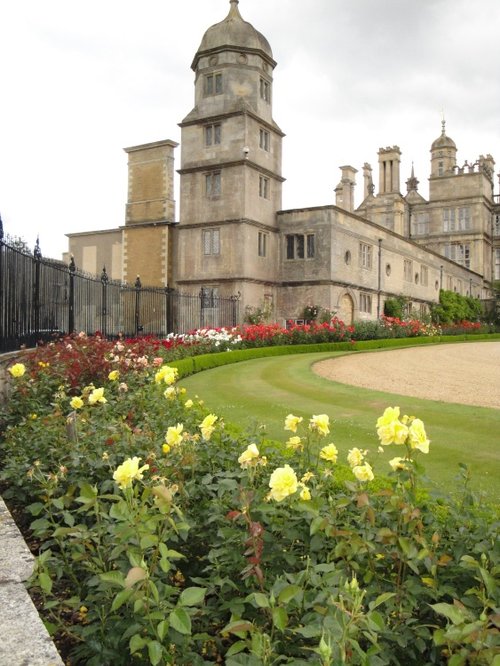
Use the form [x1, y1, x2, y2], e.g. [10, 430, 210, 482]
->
[438, 160, 444, 176]
[444, 242, 470, 268]
[285, 234, 315, 260]
[202, 228, 220, 255]
[359, 242, 373, 269]
[258, 231, 267, 257]
[260, 78, 271, 102]
[205, 171, 221, 198]
[443, 208, 456, 232]
[412, 212, 429, 236]
[259, 175, 269, 199]
[205, 72, 222, 96]
[306, 234, 315, 258]
[360, 293, 372, 313]
[205, 123, 221, 146]
[458, 207, 471, 230]
[259, 128, 270, 151]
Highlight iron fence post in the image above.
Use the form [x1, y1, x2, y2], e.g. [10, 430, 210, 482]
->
[135, 275, 142, 337]
[33, 238, 42, 342]
[68, 256, 76, 334]
[101, 266, 109, 336]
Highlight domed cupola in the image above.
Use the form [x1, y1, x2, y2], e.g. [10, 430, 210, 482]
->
[191, 0, 273, 71]
[430, 119, 457, 177]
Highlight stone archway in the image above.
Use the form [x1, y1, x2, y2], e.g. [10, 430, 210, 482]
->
[338, 293, 354, 325]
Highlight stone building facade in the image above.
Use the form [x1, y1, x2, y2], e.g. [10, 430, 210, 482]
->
[66, 0, 500, 326]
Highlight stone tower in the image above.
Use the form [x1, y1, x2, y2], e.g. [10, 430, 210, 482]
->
[174, 0, 284, 318]
[122, 140, 178, 286]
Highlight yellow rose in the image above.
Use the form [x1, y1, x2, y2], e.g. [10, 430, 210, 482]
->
[70, 396, 84, 410]
[165, 423, 184, 447]
[88, 387, 107, 405]
[347, 447, 365, 468]
[238, 443, 260, 467]
[320, 443, 338, 463]
[301, 471, 314, 483]
[352, 462, 374, 482]
[113, 457, 149, 490]
[309, 414, 330, 436]
[184, 399, 194, 409]
[108, 370, 120, 381]
[164, 387, 176, 400]
[299, 485, 311, 501]
[154, 365, 178, 386]
[162, 443, 171, 454]
[284, 414, 303, 433]
[268, 464, 298, 502]
[376, 406, 408, 446]
[389, 456, 409, 471]
[199, 414, 218, 441]
[286, 435, 303, 450]
[8, 363, 26, 378]
[408, 419, 430, 454]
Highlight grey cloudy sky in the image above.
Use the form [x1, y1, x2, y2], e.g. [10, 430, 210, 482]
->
[1, 0, 499, 259]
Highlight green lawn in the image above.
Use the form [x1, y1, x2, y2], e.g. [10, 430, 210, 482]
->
[180, 350, 500, 499]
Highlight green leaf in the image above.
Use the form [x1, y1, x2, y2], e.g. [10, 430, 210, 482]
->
[221, 620, 253, 636]
[430, 603, 465, 625]
[100, 571, 125, 588]
[272, 606, 288, 631]
[38, 572, 52, 594]
[129, 633, 146, 654]
[369, 592, 396, 610]
[111, 588, 133, 611]
[76, 482, 98, 503]
[179, 586, 206, 607]
[226, 640, 248, 657]
[140, 534, 158, 550]
[28, 502, 44, 516]
[246, 592, 270, 608]
[278, 584, 301, 605]
[448, 655, 466, 666]
[156, 619, 169, 641]
[169, 608, 191, 635]
[147, 640, 163, 665]
[479, 567, 497, 598]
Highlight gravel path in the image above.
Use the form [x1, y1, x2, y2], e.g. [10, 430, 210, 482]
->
[313, 341, 500, 409]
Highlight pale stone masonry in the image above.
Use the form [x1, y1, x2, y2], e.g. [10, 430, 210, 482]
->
[0, 495, 64, 665]
[66, 0, 500, 325]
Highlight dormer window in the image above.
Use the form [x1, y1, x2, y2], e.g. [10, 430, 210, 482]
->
[205, 72, 222, 96]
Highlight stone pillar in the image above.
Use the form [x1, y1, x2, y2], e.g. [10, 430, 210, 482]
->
[378, 146, 402, 194]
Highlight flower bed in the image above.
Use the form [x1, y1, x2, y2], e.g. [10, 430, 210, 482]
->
[1, 338, 499, 665]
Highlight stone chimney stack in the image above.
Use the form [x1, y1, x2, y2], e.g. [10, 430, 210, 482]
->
[335, 165, 357, 212]
[378, 146, 402, 194]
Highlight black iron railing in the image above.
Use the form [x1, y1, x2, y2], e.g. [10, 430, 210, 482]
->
[0, 232, 240, 353]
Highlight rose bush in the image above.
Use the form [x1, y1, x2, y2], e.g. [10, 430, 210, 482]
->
[0, 336, 498, 665]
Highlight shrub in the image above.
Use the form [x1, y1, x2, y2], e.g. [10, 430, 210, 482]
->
[1, 340, 499, 665]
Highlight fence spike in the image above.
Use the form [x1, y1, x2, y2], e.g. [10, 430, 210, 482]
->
[34, 236, 42, 259]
